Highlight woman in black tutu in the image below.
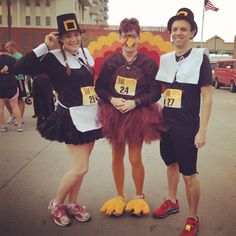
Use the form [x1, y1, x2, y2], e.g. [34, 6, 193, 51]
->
[14, 13, 102, 227]
[95, 18, 165, 217]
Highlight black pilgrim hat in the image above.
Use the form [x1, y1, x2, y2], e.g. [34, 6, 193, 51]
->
[56, 13, 85, 35]
[167, 8, 198, 38]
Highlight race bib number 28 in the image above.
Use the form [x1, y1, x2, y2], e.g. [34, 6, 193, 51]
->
[164, 89, 183, 108]
[115, 75, 137, 96]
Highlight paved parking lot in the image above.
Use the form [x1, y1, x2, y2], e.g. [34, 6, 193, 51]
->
[0, 88, 236, 236]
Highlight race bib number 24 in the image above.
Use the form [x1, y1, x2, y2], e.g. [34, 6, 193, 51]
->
[115, 75, 137, 96]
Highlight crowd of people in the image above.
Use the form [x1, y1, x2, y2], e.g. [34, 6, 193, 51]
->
[0, 41, 55, 132]
[1, 7, 213, 236]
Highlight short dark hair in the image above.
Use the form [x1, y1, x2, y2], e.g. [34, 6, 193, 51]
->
[119, 18, 140, 35]
[6, 41, 17, 48]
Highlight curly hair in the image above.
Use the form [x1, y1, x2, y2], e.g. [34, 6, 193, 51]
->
[119, 18, 140, 36]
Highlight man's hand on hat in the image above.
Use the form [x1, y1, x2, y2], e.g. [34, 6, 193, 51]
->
[45, 32, 59, 50]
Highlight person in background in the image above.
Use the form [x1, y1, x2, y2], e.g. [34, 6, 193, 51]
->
[0, 45, 23, 132]
[31, 73, 55, 129]
[153, 8, 213, 236]
[95, 18, 164, 217]
[14, 13, 102, 227]
[5, 41, 26, 125]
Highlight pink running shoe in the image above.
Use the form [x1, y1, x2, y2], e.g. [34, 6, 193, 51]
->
[48, 200, 71, 227]
[66, 203, 91, 222]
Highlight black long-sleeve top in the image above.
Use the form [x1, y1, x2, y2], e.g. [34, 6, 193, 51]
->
[14, 44, 94, 108]
[95, 52, 162, 105]
[0, 54, 17, 88]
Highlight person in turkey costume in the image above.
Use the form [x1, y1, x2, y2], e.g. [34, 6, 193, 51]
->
[95, 18, 165, 217]
[14, 13, 102, 226]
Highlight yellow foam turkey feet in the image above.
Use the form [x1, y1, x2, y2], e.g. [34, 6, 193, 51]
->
[100, 196, 126, 216]
[125, 194, 150, 216]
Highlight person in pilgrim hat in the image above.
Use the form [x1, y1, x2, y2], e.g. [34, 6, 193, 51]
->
[14, 13, 103, 227]
[153, 8, 213, 236]
[95, 18, 165, 217]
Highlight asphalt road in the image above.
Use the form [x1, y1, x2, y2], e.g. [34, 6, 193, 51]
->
[0, 87, 236, 236]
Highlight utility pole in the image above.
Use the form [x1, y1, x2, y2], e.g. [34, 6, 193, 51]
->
[7, 0, 11, 40]
[214, 36, 219, 54]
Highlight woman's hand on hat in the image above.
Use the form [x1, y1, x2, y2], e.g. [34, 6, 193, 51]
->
[45, 32, 59, 50]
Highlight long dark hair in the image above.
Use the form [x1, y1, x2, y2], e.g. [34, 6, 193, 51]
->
[58, 40, 71, 77]
[80, 41, 94, 77]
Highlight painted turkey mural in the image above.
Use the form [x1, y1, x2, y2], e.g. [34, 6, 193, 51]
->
[88, 31, 174, 80]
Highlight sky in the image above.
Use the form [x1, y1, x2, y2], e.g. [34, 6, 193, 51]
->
[107, 0, 236, 42]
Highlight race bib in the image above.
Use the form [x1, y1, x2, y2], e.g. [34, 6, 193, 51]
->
[80, 86, 97, 106]
[115, 75, 137, 96]
[164, 89, 183, 108]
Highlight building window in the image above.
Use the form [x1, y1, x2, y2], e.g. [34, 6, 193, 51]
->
[46, 16, 51, 26]
[0, 15, 2, 24]
[46, 0, 50, 7]
[25, 16, 31, 25]
[3, 32, 8, 42]
[32, 33, 38, 48]
[22, 32, 28, 53]
[25, 0, 30, 6]
[36, 16, 40, 25]
[35, 0, 40, 7]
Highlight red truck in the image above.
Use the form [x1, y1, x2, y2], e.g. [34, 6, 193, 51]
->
[214, 59, 236, 93]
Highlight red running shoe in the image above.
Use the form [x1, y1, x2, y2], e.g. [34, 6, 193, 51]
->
[153, 199, 179, 218]
[180, 217, 199, 236]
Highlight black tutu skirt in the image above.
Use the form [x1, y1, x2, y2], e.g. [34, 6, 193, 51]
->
[38, 105, 103, 145]
[97, 101, 165, 145]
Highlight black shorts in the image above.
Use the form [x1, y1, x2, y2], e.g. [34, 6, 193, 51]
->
[160, 127, 198, 176]
[17, 80, 27, 98]
[0, 87, 18, 99]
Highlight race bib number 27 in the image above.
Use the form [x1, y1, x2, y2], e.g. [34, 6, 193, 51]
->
[115, 75, 137, 96]
[164, 89, 183, 108]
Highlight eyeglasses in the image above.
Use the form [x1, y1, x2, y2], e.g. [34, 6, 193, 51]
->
[120, 33, 139, 39]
